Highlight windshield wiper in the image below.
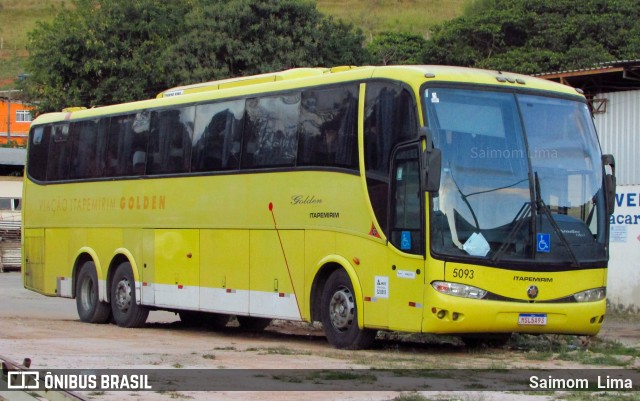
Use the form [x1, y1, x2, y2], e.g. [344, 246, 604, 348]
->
[533, 172, 580, 268]
[491, 201, 531, 264]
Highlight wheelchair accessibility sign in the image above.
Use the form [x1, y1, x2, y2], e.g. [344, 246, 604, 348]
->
[400, 231, 412, 250]
[537, 233, 551, 253]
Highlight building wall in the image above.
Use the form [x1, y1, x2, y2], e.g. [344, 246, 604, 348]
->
[594, 90, 640, 186]
[0, 177, 21, 222]
[608, 185, 640, 312]
[594, 89, 640, 312]
[0, 99, 32, 146]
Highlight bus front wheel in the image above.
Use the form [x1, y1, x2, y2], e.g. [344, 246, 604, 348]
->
[110, 262, 149, 328]
[320, 269, 376, 349]
[76, 261, 111, 324]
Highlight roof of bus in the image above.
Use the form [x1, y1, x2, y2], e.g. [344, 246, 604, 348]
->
[32, 65, 581, 125]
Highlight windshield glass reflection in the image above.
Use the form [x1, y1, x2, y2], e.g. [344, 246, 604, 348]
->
[426, 88, 606, 267]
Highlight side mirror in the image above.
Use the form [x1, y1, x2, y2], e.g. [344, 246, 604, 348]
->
[602, 154, 616, 215]
[419, 127, 442, 192]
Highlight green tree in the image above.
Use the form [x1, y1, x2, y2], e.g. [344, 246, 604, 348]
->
[367, 32, 428, 65]
[423, 0, 640, 74]
[22, 0, 367, 112]
[22, 0, 189, 112]
[162, 0, 367, 85]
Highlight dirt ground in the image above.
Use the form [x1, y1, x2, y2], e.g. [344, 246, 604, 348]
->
[1, 271, 638, 401]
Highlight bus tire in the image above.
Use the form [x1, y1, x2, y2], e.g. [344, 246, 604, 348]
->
[110, 262, 149, 328]
[179, 311, 229, 329]
[76, 261, 111, 324]
[236, 316, 272, 331]
[320, 269, 376, 349]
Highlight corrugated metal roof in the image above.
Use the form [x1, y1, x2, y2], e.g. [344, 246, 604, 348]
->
[533, 59, 640, 77]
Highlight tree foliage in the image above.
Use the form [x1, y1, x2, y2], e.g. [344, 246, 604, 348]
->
[423, 0, 640, 74]
[22, 0, 367, 113]
[161, 0, 366, 85]
[367, 32, 428, 65]
[20, 0, 640, 112]
[22, 0, 188, 112]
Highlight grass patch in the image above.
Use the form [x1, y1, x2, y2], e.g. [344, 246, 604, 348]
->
[0, 56, 27, 89]
[558, 392, 640, 401]
[172, 363, 184, 368]
[0, 0, 67, 50]
[272, 369, 377, 386]
[523, 350, 554, 361]
[391, 393, 486, 401]
[323, 347, 461, 369]
[388, 369, 453, 379]
[247, 346, 311, 356]
[307, 370, 377, 383]
[390, 393, 430, 401]
[589, 338, 640, 357]
[165, 391, 194, 399]
[514, 334, 639, 367]
[271, 374, 303, 384]
[556, 351, 630, 367]
[317, 0, 471, 37]
[202, 354, 215, 360]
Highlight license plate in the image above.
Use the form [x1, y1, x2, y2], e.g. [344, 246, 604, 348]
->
[518, 313, 547, 326]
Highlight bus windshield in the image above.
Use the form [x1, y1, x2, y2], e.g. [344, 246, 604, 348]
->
[426, 87, 606, 268]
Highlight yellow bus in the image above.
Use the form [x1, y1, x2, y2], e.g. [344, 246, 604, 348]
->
[23, 65, 616, 349]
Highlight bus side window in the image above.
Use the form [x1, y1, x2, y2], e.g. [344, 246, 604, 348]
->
[298, 85, 358, 169]
[69, 120, 106, 179]
[105, 115, 130, 177]
[148, 106, 195, 175]
[47, 123, 72, 181]
[191, 99, 244, 171]
[27, 125, 50, 182]
[105, 112, 150, 177]
[192, 100, 244, 172]
[242, 94, 300, 169]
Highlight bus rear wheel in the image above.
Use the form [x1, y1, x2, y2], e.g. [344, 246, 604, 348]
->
[110, 262, 149, 328]
[76, 261, 111, 324]
[320, 269, 376, 349]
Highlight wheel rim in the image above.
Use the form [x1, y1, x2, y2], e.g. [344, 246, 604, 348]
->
[329, 286, 355, 332]
[79, 276, 94, 311]
[114, 277, 132, 313]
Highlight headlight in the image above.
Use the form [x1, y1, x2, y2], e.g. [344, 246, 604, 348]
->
[432, 281, 487, 299]
[573, 287, 606, 302]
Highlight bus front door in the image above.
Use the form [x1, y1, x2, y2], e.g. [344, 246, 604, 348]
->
[387, 144, 425, 332]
